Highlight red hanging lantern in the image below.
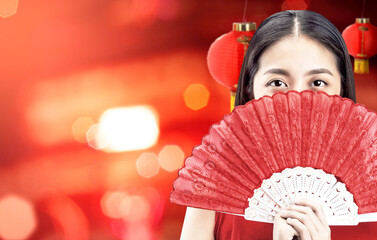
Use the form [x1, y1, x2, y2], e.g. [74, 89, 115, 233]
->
[207, 22, 256, 110]
[342, 18, 377, 74]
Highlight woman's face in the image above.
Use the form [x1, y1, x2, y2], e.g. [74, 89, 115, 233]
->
[253, 36, 341, 100]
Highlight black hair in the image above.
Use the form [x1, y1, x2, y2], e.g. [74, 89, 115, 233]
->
[235, 10, 356, 107]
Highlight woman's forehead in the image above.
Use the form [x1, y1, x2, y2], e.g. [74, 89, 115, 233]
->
[259, 36, 337, 71]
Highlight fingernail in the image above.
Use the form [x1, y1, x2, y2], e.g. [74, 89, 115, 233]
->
[287, 217, 293, 223]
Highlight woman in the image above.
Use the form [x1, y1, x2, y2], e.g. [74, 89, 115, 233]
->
[180, 10, 375, 239]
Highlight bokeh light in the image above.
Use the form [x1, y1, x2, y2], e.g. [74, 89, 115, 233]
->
[136, 153, 160, 178]
[120, 195, 150, 222]
[0, 195, 37, 240]
[158, 145, 185, 172]
[101, 191, 150, 222]
[92, 106, 159, 152]
[86, 124, 109, 150]
[72, 117, 95, 143]
[101, 191, 129, 219]
[0, 0, 18, 18]
[183, 84, 210, 110]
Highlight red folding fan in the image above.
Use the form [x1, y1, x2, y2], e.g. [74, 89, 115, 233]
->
[170, 90, 377, 225]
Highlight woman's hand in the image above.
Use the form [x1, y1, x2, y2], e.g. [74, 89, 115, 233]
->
[273, 211, 300, 240]
[274, 199, 331, 240]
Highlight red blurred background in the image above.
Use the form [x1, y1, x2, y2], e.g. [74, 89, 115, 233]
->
[0, 0, 377, 239]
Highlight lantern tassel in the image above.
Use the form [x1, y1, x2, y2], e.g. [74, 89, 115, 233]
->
[354, 58, 369, 74]
[230, 91, 236, 112]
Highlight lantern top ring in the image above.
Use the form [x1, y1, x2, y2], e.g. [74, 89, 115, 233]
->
[233, 22, 256, 32]
[356, 18, 370, 24]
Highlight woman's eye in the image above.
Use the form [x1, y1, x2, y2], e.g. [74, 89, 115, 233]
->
[310, 80, 328, 87]
[268, 80, 287, 87]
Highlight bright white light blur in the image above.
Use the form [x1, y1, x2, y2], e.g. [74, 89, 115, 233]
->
[0, 195, 37, 240]
[94, 106, 159, 152]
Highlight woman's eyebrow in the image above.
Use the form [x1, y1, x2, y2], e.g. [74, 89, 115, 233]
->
[305, 68, 333, 76]
[263, 68, 290, 76]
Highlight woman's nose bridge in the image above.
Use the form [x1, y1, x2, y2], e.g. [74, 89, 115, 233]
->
[290, 78, 308, 91]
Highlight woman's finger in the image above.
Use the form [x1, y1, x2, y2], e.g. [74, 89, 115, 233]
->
[286, 217, 312, 240]
[294, 199, 329, 227]
[280, 210, 318, 239]
[274, 212, 300, 240]
[285, 205, 322, 232]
